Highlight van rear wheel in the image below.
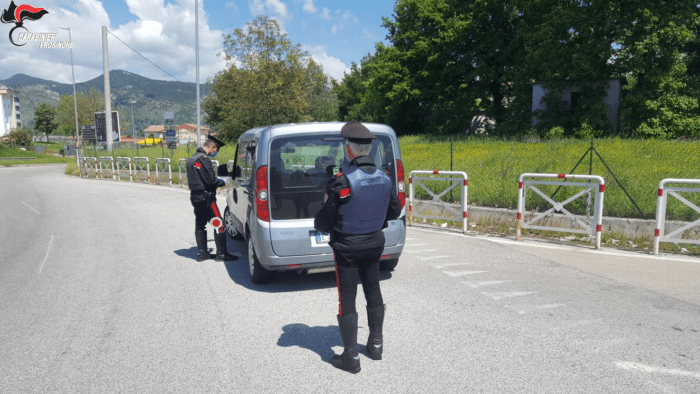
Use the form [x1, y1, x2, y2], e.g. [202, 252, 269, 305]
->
[248, 235, 271, 284]
[380, 258, 399, 271]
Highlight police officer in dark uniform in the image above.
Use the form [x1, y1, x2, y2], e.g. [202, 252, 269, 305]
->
[186, 135, 238, 262]
[314, 121, 402, 374]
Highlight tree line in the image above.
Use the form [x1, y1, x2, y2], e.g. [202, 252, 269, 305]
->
[20, 2, 699, 147]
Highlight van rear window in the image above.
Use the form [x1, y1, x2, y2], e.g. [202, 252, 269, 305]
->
[269, 133, 395, 220]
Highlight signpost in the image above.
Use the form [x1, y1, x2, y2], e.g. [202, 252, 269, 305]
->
[95, 111, 121, 143]
[82, 125, 96, 144]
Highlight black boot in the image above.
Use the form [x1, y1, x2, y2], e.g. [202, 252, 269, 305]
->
[214, 231, 238, 262]
[366, 305, 385, 360]
[195, 229, 215, 262]
[331, 313, 361, 373]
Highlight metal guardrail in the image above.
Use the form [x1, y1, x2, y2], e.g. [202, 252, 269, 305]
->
[517, 173, 606, 249]
[178, 158, 187, 188]
[133, 157, 150, 183]
[83, 157, 98, 178]
[408, 170, 469, 233]
[155, 158, 172, 187]
[116, 157, 133, 182]
[653, 178, 700, 254]
[98, 156, 115, 180]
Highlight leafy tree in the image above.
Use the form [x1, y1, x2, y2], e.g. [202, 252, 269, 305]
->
[203, 16, 337, 142]
[55, 87, 105, 136]
[34, 103, 58, 142]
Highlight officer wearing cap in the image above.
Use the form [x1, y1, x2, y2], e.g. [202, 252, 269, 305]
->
[186, 135, 238, 262]
[314, 121, 402, 373]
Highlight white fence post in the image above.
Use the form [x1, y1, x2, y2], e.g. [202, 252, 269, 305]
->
[155, 158, 172, 187]
[408, 170, 469, 233]
[653, 178, 700, 255]
[517, 173, 605, 249]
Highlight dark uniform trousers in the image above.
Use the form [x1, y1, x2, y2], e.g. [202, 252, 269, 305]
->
[191, 192, 224, 234]
[334, 244, 384, 317]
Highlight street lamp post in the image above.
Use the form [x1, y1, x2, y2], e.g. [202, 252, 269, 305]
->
[58, 26, 80, 171]
[130, 100, 137, 154]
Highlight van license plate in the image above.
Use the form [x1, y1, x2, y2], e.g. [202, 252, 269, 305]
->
[313, 231, 330, 244]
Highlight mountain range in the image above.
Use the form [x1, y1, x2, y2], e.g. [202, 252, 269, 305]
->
[0, 70, 212, 132]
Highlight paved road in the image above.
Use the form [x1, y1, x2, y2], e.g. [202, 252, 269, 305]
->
[1, 165, 699, 393]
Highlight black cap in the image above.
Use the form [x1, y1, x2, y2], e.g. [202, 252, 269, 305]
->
[341, 121, 376, 144]
[207, 134, 226, 149]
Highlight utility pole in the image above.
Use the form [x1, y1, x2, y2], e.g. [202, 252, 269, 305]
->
[102, 26, 113, 151]
[195, 0, 201, 147]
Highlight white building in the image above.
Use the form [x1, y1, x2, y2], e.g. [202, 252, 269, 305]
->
[0, 85, 21, 137]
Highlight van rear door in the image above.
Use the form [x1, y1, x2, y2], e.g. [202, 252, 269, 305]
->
[267, 132, 400, 257]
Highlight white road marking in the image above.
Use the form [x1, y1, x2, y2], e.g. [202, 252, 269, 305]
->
[418, 255, 452, 261]
[616, 361, 700, 380]
[429, 262, 472, 269]
[463, 280, 511, 288]
[405, 244, 427, 247]
[22, 201, 41, 215]
[504, 304, 566, 314]
[481, 291, 537, 300]
[39, 235, 54, 273]
[444, 270, 487, 277]
[409, 227, 700, 264]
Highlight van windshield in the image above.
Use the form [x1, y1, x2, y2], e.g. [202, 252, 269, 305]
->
[268, 133, 396, 220]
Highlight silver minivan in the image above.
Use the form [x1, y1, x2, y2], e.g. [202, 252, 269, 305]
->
[222, 122, 406, 283]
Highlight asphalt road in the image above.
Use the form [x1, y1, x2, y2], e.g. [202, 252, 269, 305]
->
[1, 165, 699, 393]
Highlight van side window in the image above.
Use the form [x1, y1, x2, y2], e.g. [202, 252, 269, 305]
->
[238, 140, 257, 186]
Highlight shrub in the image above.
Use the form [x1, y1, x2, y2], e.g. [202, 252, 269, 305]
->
[2, 128, 33, 147]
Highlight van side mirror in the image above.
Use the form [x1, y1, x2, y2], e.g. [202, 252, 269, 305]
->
[217, 164, 230, 177]
[234, 165, 241, 179]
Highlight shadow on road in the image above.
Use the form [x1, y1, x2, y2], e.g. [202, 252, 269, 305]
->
[277, 323, 340, 363]
[173, 246, 199, 260]
[221, 238, 394, 293]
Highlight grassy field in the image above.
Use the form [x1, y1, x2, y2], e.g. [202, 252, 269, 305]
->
[0, 143, 73, 166]
[6, 137, 699, 221]
[400, 136, 700, 220]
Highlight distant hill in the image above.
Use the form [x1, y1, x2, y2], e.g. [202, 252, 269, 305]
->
[0, 70, 213, 131]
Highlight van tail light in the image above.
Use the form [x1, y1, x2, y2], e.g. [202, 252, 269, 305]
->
[396, 159, 405, 209]
[255, 165, 269, 222]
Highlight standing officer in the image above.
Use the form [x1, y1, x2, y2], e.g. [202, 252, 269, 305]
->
[186, 134, 238, 262]
[314, 121, 402, 374]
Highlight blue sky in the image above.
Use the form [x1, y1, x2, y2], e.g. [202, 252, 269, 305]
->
[0, 0, 397, 84]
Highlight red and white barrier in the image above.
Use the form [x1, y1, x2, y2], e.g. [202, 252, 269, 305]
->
[133, 157, 150, 183]
[517, 173, 605, 249]
[98, 156, 115, 180]
[155, 158, 172, 187]
[409, 170, 469, 233]
[83, 157, 98, 178]
[116, 157, 133, 182]
[653, 178, 700, 255]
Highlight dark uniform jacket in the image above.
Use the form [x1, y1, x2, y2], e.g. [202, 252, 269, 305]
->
[186, 148, 225, 203]
[314, 155, 403, 252]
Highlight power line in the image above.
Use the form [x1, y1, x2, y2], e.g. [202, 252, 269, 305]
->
[106, 29, 182, 82]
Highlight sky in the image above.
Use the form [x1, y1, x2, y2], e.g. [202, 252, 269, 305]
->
[0, 0, 397, 85]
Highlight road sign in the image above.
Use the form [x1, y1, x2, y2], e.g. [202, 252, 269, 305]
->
[82, 125, 96, 143]
[95, 111, 121, 142]
[164, 112, 174, 120]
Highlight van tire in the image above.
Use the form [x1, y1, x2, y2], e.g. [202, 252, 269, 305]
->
[380, 258, 399, 271]
[224, 207, 244, 240]
[248, 235, 271, 284]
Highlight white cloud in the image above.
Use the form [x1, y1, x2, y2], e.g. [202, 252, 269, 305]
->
[0, 0, 226, 84]
[321, 7, 330, 20]
[331, 9, 357, 35]
[303, 45, 349, 82]
[249, 0, 288, 19]
[302, 0, 317, 14]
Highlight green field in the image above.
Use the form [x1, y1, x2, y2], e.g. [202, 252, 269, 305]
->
[400, 136, 700, 220]
[6, 137, 699, 221]
[0, 143, 73, 166]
